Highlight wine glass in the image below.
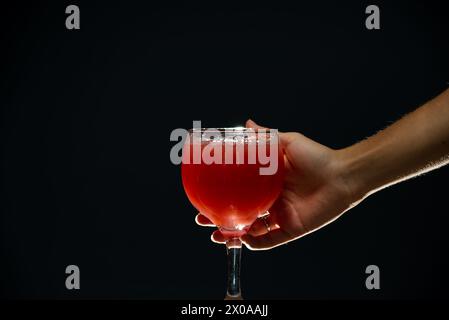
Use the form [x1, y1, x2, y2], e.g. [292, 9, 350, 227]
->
[181, 127, 284, 299]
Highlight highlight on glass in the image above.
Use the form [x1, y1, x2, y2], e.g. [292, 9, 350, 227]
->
[181, 127, 285, 299]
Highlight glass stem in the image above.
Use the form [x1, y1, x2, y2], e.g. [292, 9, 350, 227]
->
[225, 238, 243, 300]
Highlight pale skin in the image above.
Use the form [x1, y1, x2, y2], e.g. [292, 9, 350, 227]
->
[196, 88, 449, 250]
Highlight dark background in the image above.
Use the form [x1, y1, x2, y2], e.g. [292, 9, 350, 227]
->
[1, 0, 448, 299]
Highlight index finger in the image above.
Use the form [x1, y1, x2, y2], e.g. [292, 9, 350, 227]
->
[241, 229, 298, 251]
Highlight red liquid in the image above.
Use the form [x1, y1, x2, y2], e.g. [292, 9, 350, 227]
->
[182, 141, 284, 237]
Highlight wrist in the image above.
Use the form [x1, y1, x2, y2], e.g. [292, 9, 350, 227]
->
[332, 147, 372, 204]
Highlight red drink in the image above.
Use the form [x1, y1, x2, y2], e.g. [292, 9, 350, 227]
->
[182, 136, 284, 237]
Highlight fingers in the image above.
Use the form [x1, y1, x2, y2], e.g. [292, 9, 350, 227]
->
[242, 229, 297, 250]
[195, 214, 228, 244]
[208, 214, 293, 249]
[195, 213, 215, 227]
[211, 230, 226, 244]
[247, 214, 279, 237]
[212, 227, 301, 250]
[196, 210, 293, 250]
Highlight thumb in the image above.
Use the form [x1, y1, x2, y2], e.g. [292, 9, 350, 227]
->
[246, 119, 293, 146]
[245, 119, 268, 130]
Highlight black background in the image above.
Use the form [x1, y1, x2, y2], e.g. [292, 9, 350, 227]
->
[1, 0, 448, 299]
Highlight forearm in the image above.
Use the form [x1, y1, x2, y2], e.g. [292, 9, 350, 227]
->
[337, 88, 449, 202]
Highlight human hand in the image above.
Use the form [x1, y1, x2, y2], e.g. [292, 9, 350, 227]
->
[196, 119, 358, 250]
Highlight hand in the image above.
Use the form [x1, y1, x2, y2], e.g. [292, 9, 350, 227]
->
[197, 89, 449, 250]
[196, 119, 358, 250]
